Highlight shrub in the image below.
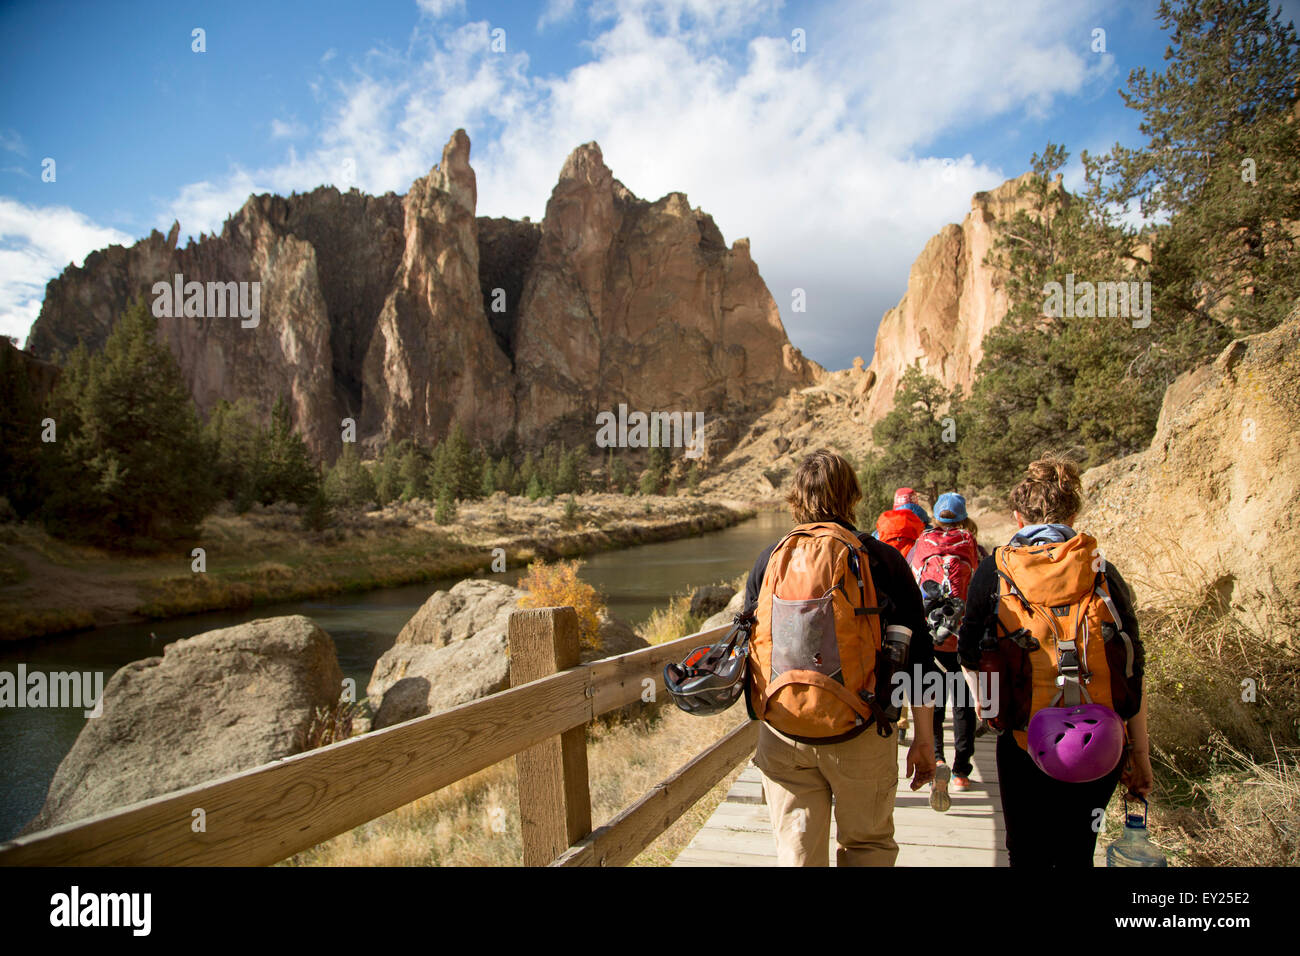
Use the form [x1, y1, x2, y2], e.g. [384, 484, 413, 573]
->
[517, 559, 605, 653]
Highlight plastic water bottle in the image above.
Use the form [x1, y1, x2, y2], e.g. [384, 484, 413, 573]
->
[1106, 796, 1168, 867]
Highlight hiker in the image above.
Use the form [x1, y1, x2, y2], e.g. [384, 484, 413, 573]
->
[742, 450, 938, 866]
[874, 506, 925, 557]
[909, 491, 985, 811]
[957, 455, 1152, 867]
[889, 486, 932, 528]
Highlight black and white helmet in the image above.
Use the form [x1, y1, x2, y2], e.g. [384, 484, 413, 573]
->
[663, 614, 753, 716]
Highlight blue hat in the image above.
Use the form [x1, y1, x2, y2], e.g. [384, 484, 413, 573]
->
[933, 492, 967, 524]
[900, 502, 930, 525]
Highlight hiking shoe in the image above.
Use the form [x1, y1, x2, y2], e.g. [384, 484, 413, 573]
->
[952, 775, 973, 792]
[929, 764, 951, 813]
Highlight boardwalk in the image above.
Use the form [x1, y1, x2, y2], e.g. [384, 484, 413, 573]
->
[675, 718, 1107, 866]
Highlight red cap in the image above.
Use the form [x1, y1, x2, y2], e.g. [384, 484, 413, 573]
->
[893, 487, 916, 508]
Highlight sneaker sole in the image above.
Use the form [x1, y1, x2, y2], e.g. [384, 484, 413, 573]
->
[930, 765, 952, 813]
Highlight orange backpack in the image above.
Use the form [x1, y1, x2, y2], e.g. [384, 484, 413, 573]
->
[749, 522, 888, 740]
[981, 533, 1141, 750]
[876, 509, 924, 557]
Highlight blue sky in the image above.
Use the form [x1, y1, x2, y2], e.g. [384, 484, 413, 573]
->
[2, 0, 1296, 369]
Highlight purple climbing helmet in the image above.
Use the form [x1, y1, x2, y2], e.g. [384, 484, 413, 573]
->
[1026, 703, 1126, 783]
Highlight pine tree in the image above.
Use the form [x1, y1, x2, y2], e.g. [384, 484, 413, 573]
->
[1098, 0, 1300, 333]
[493, 455, 515, 497]
[610, 455, 630, 494]
[0, 340, 45, 517]
[256, 397, 320, 507]
[203, 397, 262, 509]
[41, 298, 215, 548]
[397, 443, 430, 501]
[323, 442, 378, 510]
[434, 488, 457, 525]
[480, 457, 496, 497]
[870, 364, 962, 505]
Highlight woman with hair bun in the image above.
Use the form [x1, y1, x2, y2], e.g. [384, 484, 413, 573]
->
[956, 454, 1153, 867]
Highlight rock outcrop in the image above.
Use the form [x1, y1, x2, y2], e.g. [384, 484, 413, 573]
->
[1082, 311, 1300, 611]
[367, 578, 647, 729]
[26, 131, 817, 460]
[855, 172, 1047, 422]
[513, 143, 820, 445]
[24, 615, 342, 833]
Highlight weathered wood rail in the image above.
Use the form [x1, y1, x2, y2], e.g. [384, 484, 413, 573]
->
[0, 607, 753, 867]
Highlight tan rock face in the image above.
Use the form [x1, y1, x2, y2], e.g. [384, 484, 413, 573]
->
[27, 131, 814, 460]
[360, 130, 515, 451]
[1081, 312, 1300, 611]
[513, 142, 820, 445]
[856, 172, 1039, 424]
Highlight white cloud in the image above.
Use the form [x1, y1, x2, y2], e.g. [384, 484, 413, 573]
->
[0, 129, 26, 157]
[270, 117, 307, 139]
[538, 0, 578, 30]
[415, 0, 466, 19]
[0, 198, 133, 346]
[6, 0, 1120, 368]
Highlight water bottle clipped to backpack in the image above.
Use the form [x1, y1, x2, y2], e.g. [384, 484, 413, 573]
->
[1106, 795, 1168, 867]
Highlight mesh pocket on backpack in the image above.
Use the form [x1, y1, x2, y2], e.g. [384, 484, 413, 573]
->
[770, 592, 842, 683]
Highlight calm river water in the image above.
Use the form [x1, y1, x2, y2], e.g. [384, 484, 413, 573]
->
[0, 510, 790, 840]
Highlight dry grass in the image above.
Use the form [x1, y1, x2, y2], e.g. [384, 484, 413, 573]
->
[1126, 543, 1300, 865]
[285, 579, 750, 867]
[1162, 742, 1300, 867]
[283, 704, 749, 867]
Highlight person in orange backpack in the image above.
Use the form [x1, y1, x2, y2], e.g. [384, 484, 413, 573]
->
[743, 450, 938, 866]
[957, 455, 1153, 867]
[909, 492, 987, 810]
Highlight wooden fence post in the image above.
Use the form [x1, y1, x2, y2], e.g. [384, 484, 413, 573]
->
[509, 607, 592, 865]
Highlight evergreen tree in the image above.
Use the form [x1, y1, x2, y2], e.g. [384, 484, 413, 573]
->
[41, 298, 215, 548]
[434, 488, 457, 525]
[397, 442, 430, 501]
[0, 340, 45, 517]
[479, 457, 496, 497]
[493, 455, 516, 497]
[373, 439, 409, 506]
[870, 364, 962, 505]
[203, 397, 262, 510]
[610, 455, 630, 494]
[256, 397, 320, 507]
[525, 473, 544, 500]
[1098, 0, 1300, 334]
[323, 442, 378, 510]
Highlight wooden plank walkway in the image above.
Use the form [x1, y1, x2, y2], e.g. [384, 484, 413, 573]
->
[674, 719, 1109, 866]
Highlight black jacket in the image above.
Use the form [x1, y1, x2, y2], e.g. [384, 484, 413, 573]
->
[742, 518, 938, 723]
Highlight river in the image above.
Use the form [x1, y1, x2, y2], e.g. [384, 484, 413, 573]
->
[0, 510, 790, 841]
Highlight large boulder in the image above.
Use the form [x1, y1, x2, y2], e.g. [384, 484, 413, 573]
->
[701, 588, 747, 631]
[368, 578, 647, 726]
[393, 577, 521, 648]
[370, 631, 511, 730]
[24, 615, 342, 833]
[689, 585, 736, 619]
[1082, 313, 1300, 611]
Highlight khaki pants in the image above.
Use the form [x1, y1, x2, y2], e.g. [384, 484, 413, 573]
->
[754, 721, 900, 867]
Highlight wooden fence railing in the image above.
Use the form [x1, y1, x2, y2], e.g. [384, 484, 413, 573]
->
[0, 607, 756, 867]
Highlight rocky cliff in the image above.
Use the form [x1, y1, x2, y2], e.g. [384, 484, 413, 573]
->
[1081, 308, 1300, 612]
[26, 131, 817, 460]
[513, 142, 819, 442]
[856, 172, 1043, 422]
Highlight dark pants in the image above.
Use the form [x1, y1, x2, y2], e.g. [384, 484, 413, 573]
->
[996, 730, 1124, 867]
[931, 650, 975, 777]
